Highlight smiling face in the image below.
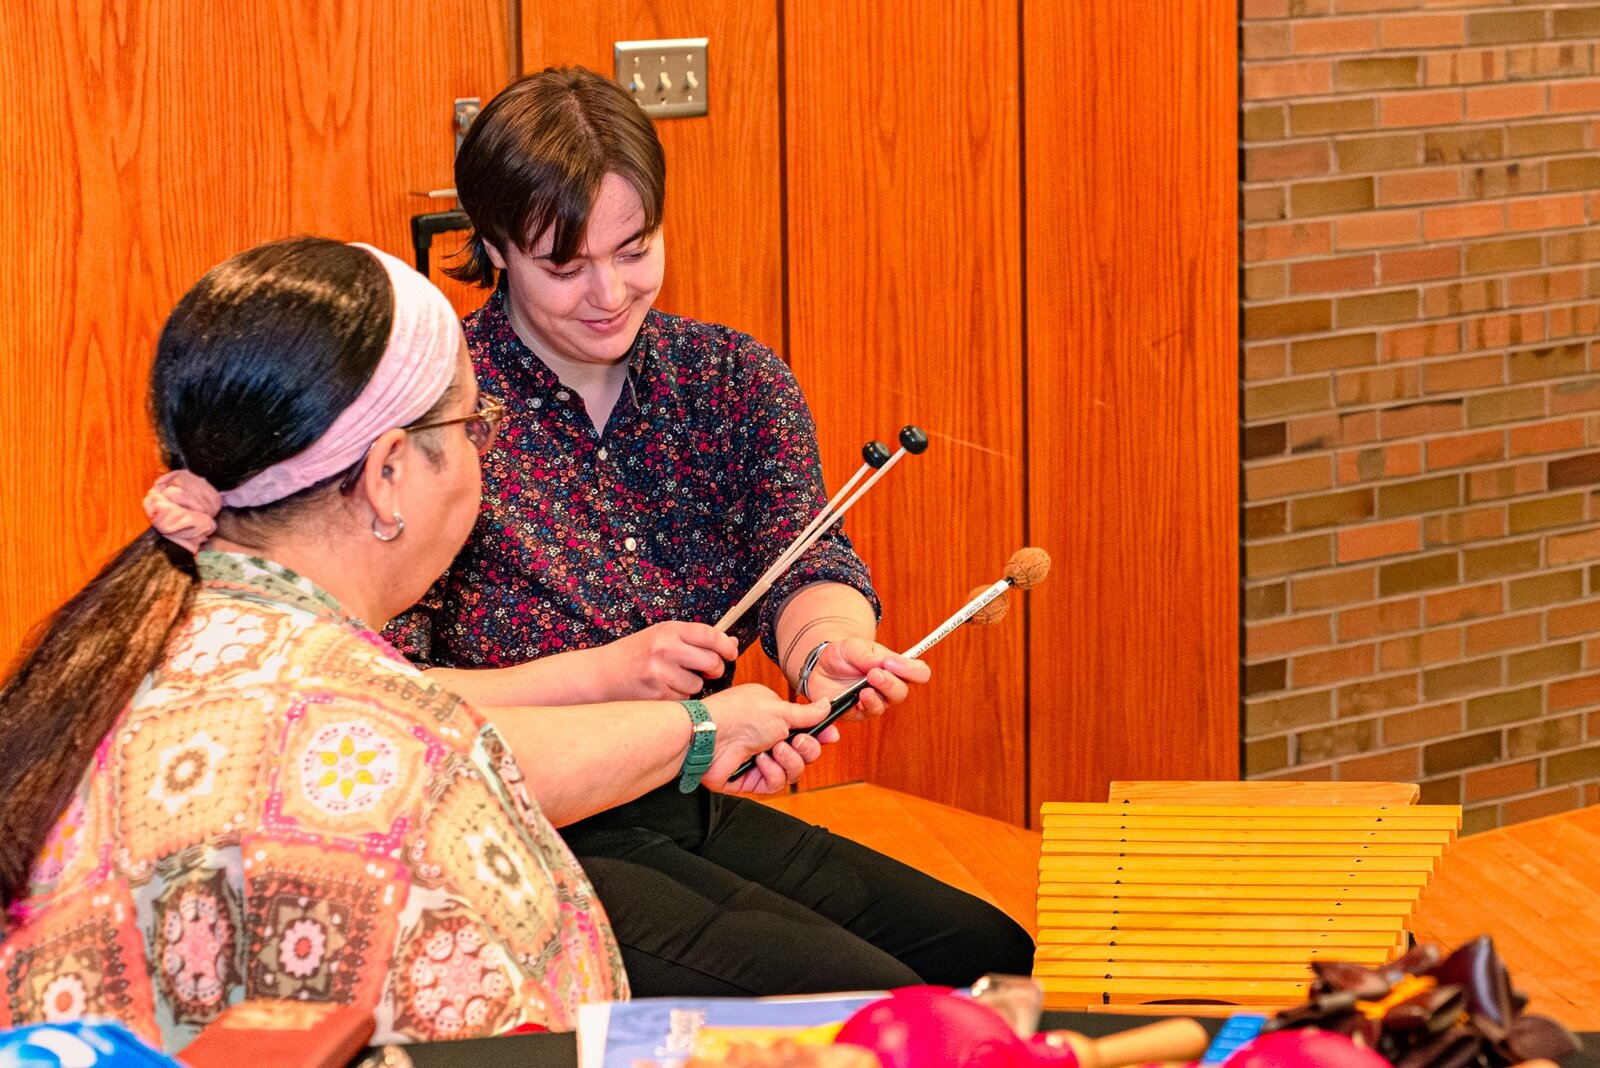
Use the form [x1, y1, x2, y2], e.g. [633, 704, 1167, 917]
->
[485, 172, 666, 367]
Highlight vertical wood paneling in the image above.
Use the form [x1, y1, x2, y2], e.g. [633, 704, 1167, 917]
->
[1023, 0, 1240, 809]
[0, 0, 503, 657]
[785, 4, 1026, 823]
[520, 1, 789, 696]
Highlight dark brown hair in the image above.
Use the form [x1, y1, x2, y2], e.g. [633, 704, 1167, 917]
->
[448, 65, 666, 287]
[0, 237, 398, 909]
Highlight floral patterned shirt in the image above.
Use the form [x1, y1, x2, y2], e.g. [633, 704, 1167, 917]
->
[0, 552, 626, 1052]
[386, 294, 878, 673]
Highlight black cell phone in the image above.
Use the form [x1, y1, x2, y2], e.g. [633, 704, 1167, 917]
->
[727, 677, 870, 780]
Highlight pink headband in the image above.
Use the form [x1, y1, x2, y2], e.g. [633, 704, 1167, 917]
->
[143, 243, 462, 552]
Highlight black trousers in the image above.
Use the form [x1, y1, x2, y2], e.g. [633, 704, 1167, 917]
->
[562, 784, 1036, 997]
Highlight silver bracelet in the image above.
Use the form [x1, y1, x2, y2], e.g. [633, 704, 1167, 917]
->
[797, 641, 831, 699]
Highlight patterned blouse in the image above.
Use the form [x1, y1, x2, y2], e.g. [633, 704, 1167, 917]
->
[387, 293, 877, 673]
[0, 552, 626, 1052]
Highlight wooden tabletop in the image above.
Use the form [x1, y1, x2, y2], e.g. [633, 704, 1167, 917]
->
[1409, 801, 1600, 1029]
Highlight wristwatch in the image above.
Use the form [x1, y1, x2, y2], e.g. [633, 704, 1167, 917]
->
[678, 699, 716, 793]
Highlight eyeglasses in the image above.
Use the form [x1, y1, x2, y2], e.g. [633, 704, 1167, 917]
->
[338, 393, 507, 495]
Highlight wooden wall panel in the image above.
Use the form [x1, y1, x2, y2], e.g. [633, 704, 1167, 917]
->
[520, 0, 788, 696]
[1023, 0, 1240, 808]
[0, 0, 503, 658]
[785, 4, 1026, 823]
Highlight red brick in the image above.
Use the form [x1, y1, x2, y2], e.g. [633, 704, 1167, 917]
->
[1510, 418, 1587, 457]
[1550, 78, 1600, 114]
[1380, 13, 1464, 49]
[1423, 202, 1505, 241]
[1508, 269, 1586, 308]
[1377, 168, 1461, 206]
[1338, 747, 1422, 782]
[1296, 17, 1381, 54]
[1246, 61, 1336, 100]
[1244, 222, 1334, 263]
[1383, 702, 1462, 746]
[1243, 0, 1288, 14]
[1423, 505, 1507, 546]
[1551, 378, 1600, 415]
[1424, 48, 1507, 89]
[1379, 626, 1461, 670]
[1293, 643, 1378, 687]
[1243, 23, 1293, 60]
[1337, 365, 1422, 407]
[1548, 602, 1600, 640]
[1422, 279, 1503, 319]
[1426, 429, 1505, 470]
[1247, 142, 1335, 182]
[1506, 194, 1588, 233]
[1464, 760, 1538, 802]
[1379, 247, 1461, 288]
[1503, 787, 1581, 826]
[1464, 83, 1548, 123]
[1382, 322, 1459, 361]
[1381, 400, 1465, 438]
[1246, 455, 1335, 500]
[1337, 518, 1423, 563]
[1464, 611, 1542, 655]
[1338, 442, 1424, 483]
[1338, 597, 1421, 641]
[1341, 410, 1380, 446]
[1336, 209, 1423, 250]
[1424, 582, 1502, 625]
[1382, 90, 1464, 129]
[1421, 355, 1504, 395]
[1292, 567, 1377, 611]
[1548, 527, 1600, 565]
[1549, 671, 1600, 712]
[1467, 461, 1547, 501]
[1290, 255, 1378, 294]
[1247, 614, 1335, 658]
[1248, 342, 1286, 383]
[1463, 310, 1546, 353]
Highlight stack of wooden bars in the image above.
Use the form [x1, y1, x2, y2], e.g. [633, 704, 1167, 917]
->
[1034, 786, 1462, 1009]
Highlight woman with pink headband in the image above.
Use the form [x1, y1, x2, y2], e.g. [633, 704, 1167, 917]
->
[0, 237, 834, 1050]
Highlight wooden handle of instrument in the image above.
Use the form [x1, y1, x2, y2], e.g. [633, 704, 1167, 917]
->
[1059, 1018, 1210, 1068]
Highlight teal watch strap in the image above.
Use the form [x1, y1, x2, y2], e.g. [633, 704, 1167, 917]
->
[677, 699, 716, 794]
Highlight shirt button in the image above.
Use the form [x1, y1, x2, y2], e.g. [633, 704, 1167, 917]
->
[556, 389, 571, 401]
[598, 447, 609, 461]
[623, 536, 638, 552]
[531, 397, 543, 409]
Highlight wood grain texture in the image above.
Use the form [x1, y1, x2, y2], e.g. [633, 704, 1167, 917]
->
[1023, 0, 1240, 809]
[1410, 802, 1600, 1027]
[0, 0, 503, 659]
[783, 3, 1026, 821]
[520, 0, 788, 697]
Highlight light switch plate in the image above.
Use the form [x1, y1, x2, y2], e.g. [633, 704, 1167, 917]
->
[614, 38, 708, 119]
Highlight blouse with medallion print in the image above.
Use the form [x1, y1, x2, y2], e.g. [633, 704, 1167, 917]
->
[0, 551, 626, 1052]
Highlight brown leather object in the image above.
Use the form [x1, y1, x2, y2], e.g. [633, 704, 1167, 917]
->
[1265, 937, 1583, 1067]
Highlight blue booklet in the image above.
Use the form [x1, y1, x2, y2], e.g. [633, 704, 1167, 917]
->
[577, 993, 882, 1068]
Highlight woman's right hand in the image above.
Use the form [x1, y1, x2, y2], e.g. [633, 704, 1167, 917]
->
[589, 621, 739, 700]
[700, 684, 839, 795]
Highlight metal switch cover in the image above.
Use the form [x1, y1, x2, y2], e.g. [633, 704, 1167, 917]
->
[614, 38, 708, 119]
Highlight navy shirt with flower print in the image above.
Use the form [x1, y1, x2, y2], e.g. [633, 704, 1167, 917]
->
[387, 289, 878, 680]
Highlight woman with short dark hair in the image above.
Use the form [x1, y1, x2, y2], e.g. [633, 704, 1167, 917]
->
[388, 66, 1036, 997]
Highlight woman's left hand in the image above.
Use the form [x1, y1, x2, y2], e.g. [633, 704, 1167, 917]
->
[804, 636, 931, 721]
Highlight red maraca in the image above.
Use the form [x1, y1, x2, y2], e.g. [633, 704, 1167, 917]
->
[1224, 1028, 1391, 1068]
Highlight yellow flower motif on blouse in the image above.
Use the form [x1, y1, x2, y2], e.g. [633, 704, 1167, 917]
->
[297, 720, 399, 816]
[316, 734, 380, 798]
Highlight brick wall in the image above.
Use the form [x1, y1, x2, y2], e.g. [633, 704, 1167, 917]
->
[1241, 0, 1600, 832]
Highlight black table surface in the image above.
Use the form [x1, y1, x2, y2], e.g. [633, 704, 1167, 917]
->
[388, 1012, 1600, 1068]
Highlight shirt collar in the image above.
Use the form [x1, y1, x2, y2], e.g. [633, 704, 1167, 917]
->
[196, 549, 364, 629]
[484, 285, 661, 389]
